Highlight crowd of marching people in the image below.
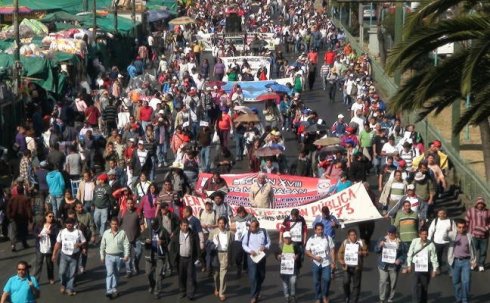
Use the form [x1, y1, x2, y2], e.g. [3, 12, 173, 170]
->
[1, 0, 489, 303]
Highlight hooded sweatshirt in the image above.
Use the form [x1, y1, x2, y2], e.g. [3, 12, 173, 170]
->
[465, 201, 490, 238]
[46, 170, 65, 197]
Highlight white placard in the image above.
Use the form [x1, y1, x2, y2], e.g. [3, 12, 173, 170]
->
[290, 222, 303, 243]
[345, 243, 359, 266]
[382, 245, 397, 264]
[280, 253, 295, 275]
[414, 249, 429, 272]
[250, 250, 266, 263]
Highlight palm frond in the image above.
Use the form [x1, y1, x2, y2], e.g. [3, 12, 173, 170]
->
[461, 40, 490, 95]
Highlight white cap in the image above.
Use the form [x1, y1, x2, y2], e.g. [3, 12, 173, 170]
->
[338, 114, 344, 119]
[117, 74, 124, 78]
[283, 232, 291, 238]
[158, 110, 164, 114]
[138, 140, 144, 145]
[407, 184, 415, 190]
[128, 138, 135, 142]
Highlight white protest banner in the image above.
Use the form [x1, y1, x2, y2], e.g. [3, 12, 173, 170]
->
[220, 56, 272, 80]
[185, 182, 382, 230]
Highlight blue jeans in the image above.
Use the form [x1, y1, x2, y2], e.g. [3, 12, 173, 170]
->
[234, 133, 245, 160]
[247, 255, 266, 299]
[472, 237, 488, 267]
[49, 195, 63, 219]
[59, 253, 78, 291]
[281, 274, 297, 298]
[312, 263, 332, 300]
[125, 241, 142, 274]
[451, 258, 471, 303]
[157, 142, 168, 165]
[200, 146, 211, 172]
[94, 208, 108, 237]
[105, 254, 123, 294]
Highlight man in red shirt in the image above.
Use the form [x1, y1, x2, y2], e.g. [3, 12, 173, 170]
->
[139, 100, 154, 131]
[307, 48, 318, 65]
[216, 109, 232, 148]
[324, 49, 336, 66]
[84, 104, 100, 128]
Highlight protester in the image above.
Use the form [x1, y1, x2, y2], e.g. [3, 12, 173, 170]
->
[242, 220, 271, 303]
[52, 217, 86, 296]
[276, 231, 300, 303]
[406, 227, 439, 303]
[375, 225, 407, 303]
[209, 216, 234, 301]
[100, 217, 130, 299]
[447, 219, 477, 303]
[338, 229, 368, 303]
[249, 172, 274, 208]
[1, 261, 40, 303]
[172, 218, 200, 300]
[305, 222, 336, 303]
[32, 212, 59, 284]
[464, 197, 489, 272]
[312, 206, 339, 239]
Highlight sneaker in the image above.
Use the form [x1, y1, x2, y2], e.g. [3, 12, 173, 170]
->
[479, 266, 485, 272]
[59, 286, 65, 294]
[79, 266, 85, 274]
[158, 163, 162, 168]
[66, 290, 76, 296]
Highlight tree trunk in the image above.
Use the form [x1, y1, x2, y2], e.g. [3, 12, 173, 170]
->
[479, 118, 490, 183]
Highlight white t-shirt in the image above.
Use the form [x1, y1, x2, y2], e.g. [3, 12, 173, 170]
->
[306, 235, 335, 267]
[56, 228, 86, 256]
[428, 218, 454, 244]
[381, 142, 397, 155]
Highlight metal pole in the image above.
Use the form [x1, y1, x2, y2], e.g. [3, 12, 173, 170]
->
[113, 0, 119, 34]
[132, 0, 136, 38]
[359, 3, 363, 47]
[13, 0, 21, 98]
[434, 49, 438, 66]
[92, 0, 97, 39]
[369, 2, 373, 27]
[465, 95, 471, 140]
[83, 0, 89, 11]
[394, 3, 403, 85]
[348, 3, 352, 27]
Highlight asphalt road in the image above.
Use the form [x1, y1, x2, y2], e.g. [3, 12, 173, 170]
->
[0, 51, 489, 303]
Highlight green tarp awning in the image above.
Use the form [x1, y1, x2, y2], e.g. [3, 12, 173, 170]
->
[41, 11, 83, 23]
[146, 0, 179, 15]
[79, 14, 140, 35]
[0, 52, 79, 93]
[0, 0, 113, 14]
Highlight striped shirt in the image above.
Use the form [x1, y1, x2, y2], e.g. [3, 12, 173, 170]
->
[320, 64, 330, 78]
[102, 105, 118, 122]
[465, 206, 490, 238]
[399, 148, 416, 170]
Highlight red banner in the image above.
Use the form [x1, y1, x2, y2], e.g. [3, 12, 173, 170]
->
[195, 173, 334, 208]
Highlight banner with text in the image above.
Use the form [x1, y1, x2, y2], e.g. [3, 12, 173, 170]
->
[186, 182, 382, 230]
[221, 78, 293, 102]
[195, 173, 333, 208]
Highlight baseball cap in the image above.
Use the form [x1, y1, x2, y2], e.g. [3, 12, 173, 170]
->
[407, 184, 415, 190]
[283, 232, 291, 238]
[387, 225, 397, 234]
[337, 114, 344, 119]
[138, 140, 144, 145]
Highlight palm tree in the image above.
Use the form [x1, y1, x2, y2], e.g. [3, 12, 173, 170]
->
[385, 0, 490, 181]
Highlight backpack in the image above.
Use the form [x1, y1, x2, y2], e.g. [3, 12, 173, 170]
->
[246, 228, 268, 246]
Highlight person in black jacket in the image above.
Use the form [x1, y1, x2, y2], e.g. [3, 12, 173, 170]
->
[171, 218, 200, 300]
[32, 211, 60, 284]
[348, 152, 370, 182]
[142, 220, 171, 299]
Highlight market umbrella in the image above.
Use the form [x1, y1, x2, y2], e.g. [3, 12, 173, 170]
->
[233, 106, 254, 114]
[256, 92, 280, 101]
[313, 137, 340, 146]
[255, 146, 283, 157]
[321, 145, 346, 153]
[265, 82, 291, 94]
[0, 6, 32, 14]
[234, 113, 260, 123]
[169, 16, 196, 25]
